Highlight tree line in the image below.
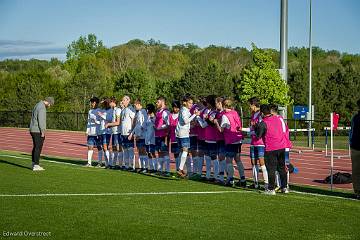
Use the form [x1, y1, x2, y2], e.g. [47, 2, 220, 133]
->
[0, 34, 359, 124]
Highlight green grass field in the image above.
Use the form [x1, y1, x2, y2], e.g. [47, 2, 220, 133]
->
[0, 151, 359, 240]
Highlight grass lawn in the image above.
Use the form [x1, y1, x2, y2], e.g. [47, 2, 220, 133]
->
[0, 151, 359, 240]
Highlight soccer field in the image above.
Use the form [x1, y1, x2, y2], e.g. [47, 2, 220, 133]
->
[0, 151, 359, 240]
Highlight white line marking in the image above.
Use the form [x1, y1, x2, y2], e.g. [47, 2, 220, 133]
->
[0, 154, 81, 167]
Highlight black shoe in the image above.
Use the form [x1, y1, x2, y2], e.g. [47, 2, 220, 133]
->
[236, 180, 247, 188]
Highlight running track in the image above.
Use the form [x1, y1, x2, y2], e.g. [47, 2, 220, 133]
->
[0, 127, 353, 191]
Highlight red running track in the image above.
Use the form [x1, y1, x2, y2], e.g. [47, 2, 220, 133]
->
[0, 127, 353, 191]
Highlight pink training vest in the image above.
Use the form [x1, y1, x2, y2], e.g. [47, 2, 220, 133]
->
[262, 115, 287, 151]
[169, 113, 178, 143]
[277, 115, 292, 149]
[215, 111, 224, 141]
[197, 108, 208, 141]
[250, 112, 265, 146]
[189, 104, 200, 136]
[223, 110, 243, 145]
[204, 110, 219, 142]
[155, 108, 169, 138]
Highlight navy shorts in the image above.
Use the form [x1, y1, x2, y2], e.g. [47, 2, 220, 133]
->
[100, 134, 111, 145]
[225, 143, 242, 158]
[206, 142, 218, 160]
[250, 145, 265, 160]
[189, 136, 198, 151]
[197, 140, 207, 152]
[122, 135, 134, 148]
[155, 137, 168, 152]
[146, 144, 156, 154]
[217, 140, 226, 156]
[177, 137, 191, 150]
[112, 134, 122, 146]
[87, 136, 99, 147]
[170, 142, 180, 155]
[136, 139, 146, 149]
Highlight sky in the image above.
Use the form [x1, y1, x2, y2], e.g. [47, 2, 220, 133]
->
[0, 0, 359, 60]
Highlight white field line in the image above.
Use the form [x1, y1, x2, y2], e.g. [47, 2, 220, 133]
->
[0, 154, 81, 167]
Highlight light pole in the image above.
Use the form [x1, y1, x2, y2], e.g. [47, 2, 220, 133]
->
[280, 0, 288, 119]
[308, 0, 313, 147]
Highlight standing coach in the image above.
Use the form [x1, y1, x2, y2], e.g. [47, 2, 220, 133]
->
[29, 97, 54, 171]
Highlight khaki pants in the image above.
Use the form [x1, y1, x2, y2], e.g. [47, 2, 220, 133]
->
[351, 148, 360, 194]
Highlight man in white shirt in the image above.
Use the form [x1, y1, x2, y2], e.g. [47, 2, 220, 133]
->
[120, 96, 136, 170]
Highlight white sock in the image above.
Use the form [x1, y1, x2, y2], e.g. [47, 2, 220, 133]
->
[205, 156, 212, 178]
[128, 147, 135, 169]
[186, 156, 193, 174]
[87, 150, 93, 165]
[164, 156, 170, 172]
[104, 150, 110, 166]
[226, 162, 234, 179]
[236, 161, 245, 179]
[158, 158, 164, 171]
[175, 156, 180, 171]
[118, 152, 123, 166]
[109, 151, 114, 166]
[214, 160, 219, 178]
[197, 156, 204, 174]
[123, 149, 129, 168]
[113, 151, 118, 166]
[275, 171, 280, 188]
[287, 171, 290, 188]
[139, 155, 147, 169]
[261, 165, 269, 184]
[252, 165, 259, 185]
[179, 151, 188, 171]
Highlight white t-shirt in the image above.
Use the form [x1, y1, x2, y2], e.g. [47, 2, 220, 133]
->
[120, 106, 136, 136]
[86, 108, 100, 136]
[145, 116, 155, 145]
[176, 106, 196, 138]
[132, 108, 148, 139]
[111, 107, 121, 134]
[98, 108, 113, 135]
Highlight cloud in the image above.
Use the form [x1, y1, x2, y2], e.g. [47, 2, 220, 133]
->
[0, 39, 66, 60]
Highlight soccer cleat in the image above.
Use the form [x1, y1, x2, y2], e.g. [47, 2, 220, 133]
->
[85, 163, 92, 167]
[248, 183, 259, 189]
[177, 170, 186, 177]
[236, 180, 247, 188]
[263, 189, 276, 195]
[32, 165, 45, 171]
[281, 188, 289, 194]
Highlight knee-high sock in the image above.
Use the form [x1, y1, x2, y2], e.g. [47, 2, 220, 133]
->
[252, 165, 259, 184]
[218, 160, 226, 181]
[226, 162, 234, 180]
[214, 160, 219, 178]
[164, 156, 170, 172]
[118, 151, 123, 166]
[186, 156, 193, 174]
[287, 171, 290, 188]
[197, 156, 204, 174]
[175, 156, 180, 171]
[261, 165, 269, 184]
[275, 171, 280, 188]
[104, 150, 110, 166]
[123, 149, 129, 168]
[139, 155, 148, 169]
[179, 151, 188, 171]
[236, 161, 245, 179]
[157, 158, 164, 171]
[98, 151, 103, 163]
[205, 156, 212, 178]
[149, 158, 154, 170]
[128, 147, 135, 169]
[113, 151, 118, 166]
[109, 151, 114, 166]
[87, 150, 93, 165]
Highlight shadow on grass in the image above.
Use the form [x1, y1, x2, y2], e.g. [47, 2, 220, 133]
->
[62, 141, 87, 147]
[0, 159, 32, 170]
[289, 184, 356, 199]
[19, 153, 86, 166]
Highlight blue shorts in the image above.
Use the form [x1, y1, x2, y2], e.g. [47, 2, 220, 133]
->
[206, 142, 218, 160]
[217, 140, 226, 156]
[87, 136, 99, 147]
[112, 134, 122, 146]
[136, 139, 146, 149]
[100, 134, 111, 145]
[146, 144, 156, 154]
[225, 143, 242, 158]
[122, 135, 134, 148]
[170, 142, 180, 155]
[155, 137, 168, 152]
[189, 136, 198, 151]
[250, 145, 265, 160]
[177, 137, 191, 150]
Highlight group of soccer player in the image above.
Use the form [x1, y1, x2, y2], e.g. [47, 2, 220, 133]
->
[86, 94, 292, 195]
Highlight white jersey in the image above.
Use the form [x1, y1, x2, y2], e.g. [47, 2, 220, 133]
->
[176, 106, 196, 138]
[98, 108, 113, 135]
[145, 116, 155, 145]
[132, 108, 148, 139]
[120, 106, 136, 136]
[111, 107, 121, 134]
[86, 108, 100, 136]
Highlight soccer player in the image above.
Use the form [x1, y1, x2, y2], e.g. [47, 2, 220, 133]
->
[105, 97, 122, 169]
[215, 98, 246, 187]
[176, 95, 200, 177]
[97, 98, 113, 168]
[256, 104, 288, 195]
[120, 95, 136, 170]
[169, 100, 181, 171]
[145, 103, 156, 172]
[215, 97, 226, 182]
[154, 96, 170, 174]
[248, 97, 268, 189]
[85, 97, 101, 167]
[130, 99, 149, 172]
